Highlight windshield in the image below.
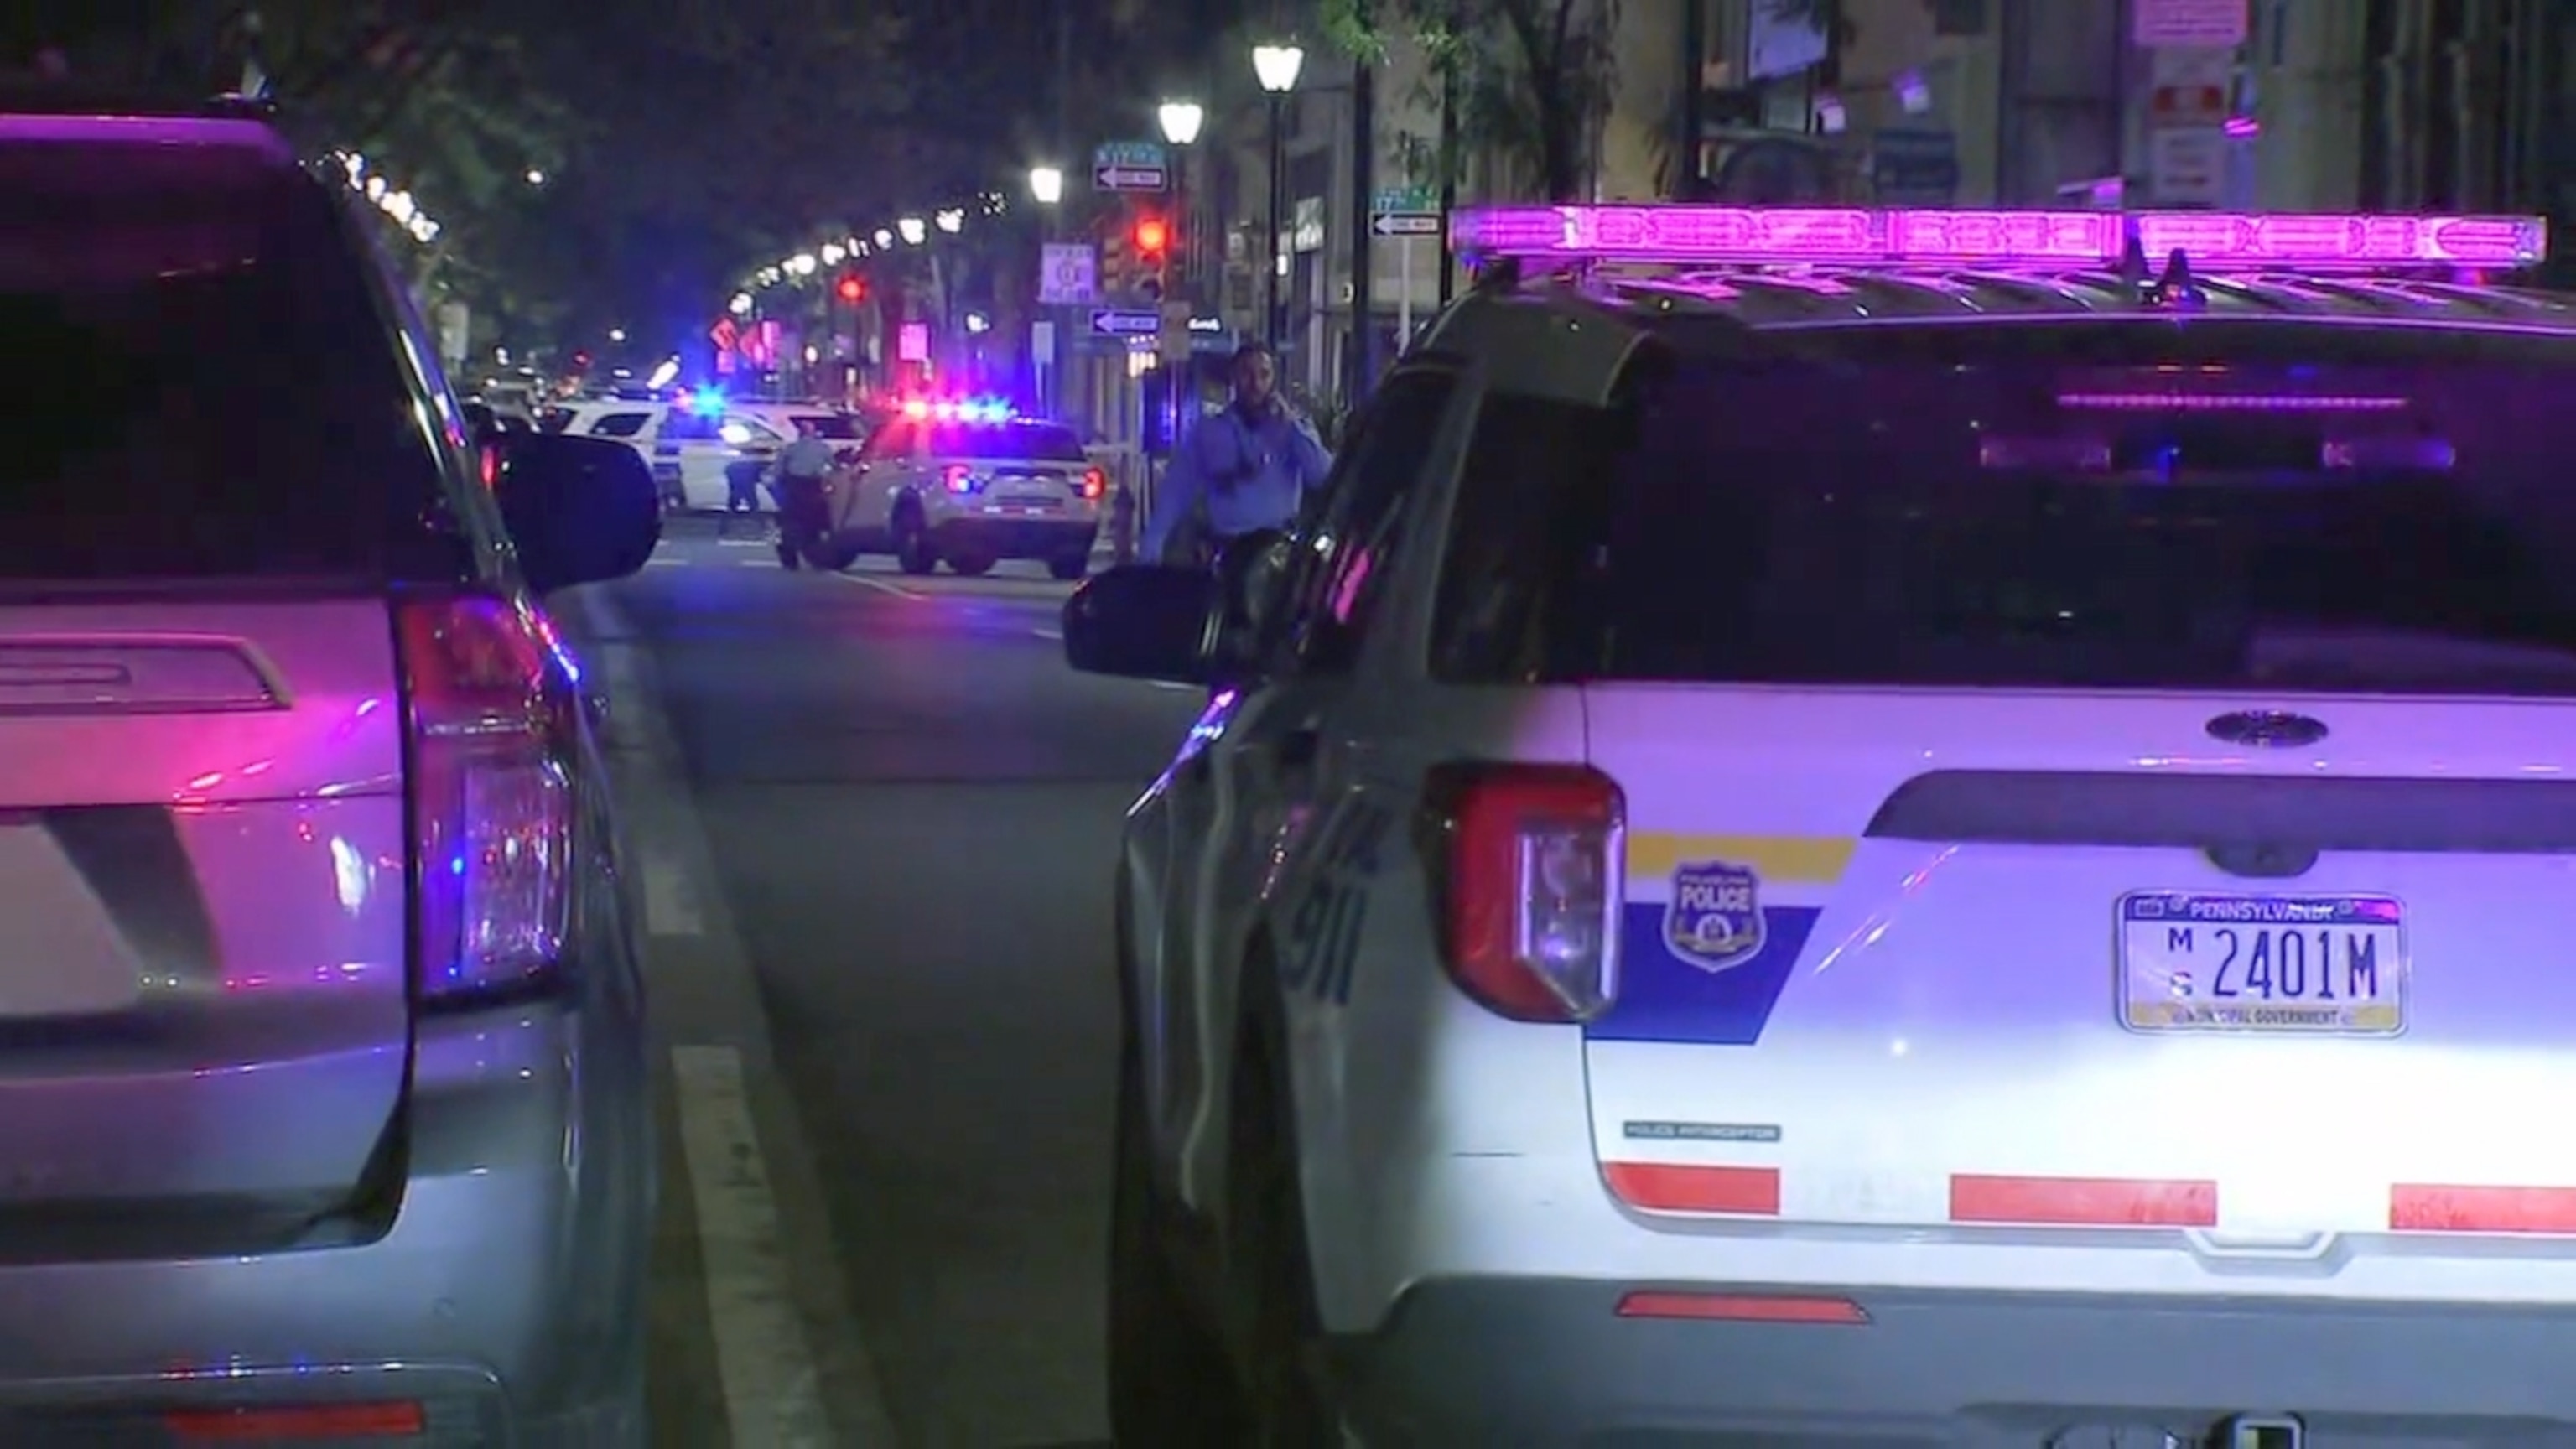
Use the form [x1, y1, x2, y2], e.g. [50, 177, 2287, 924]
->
[0, 141, 440, 580]
[1439, 320, 2576, 696]
[927, 421, 1085, 460]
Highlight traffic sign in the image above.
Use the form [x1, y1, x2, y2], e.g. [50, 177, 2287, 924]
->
[1371, 213, 1440, 237]
[1092, 140, 1169, 193]
[1091, 309, 1161, 336]
[1373, 184, 1436, 215]
[1039, 242, 1098, 304]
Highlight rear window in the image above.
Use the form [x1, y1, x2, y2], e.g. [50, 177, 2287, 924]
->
[927, 422, 1085, 460]
[1437, 319, 2576, 697]
[788, 413, 861, 439]
[2, 139, 443, 580]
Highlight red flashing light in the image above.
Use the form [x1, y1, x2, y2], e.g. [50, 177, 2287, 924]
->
[836, 273, 867, 303]
[1080, 466, 1106, 501]
[1133, 217, 1169, 256]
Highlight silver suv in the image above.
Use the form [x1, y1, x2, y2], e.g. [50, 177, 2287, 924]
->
[0, 91, 659, 1443]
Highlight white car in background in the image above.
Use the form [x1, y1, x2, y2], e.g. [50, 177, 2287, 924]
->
[655, 399, 864, 512]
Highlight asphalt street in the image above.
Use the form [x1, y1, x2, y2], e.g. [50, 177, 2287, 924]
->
[562, 520, 1203, 1449]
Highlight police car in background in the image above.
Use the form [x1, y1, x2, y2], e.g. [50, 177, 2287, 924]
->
[823, 399, 1105, 577]
[1064, 201, 2576, 1447]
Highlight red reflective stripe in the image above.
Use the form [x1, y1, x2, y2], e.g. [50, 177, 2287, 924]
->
[1602, 1161, 1779, 1215]
[1949, 1174, 2217, 1227]
[164, 1400, 425, 1440]
[2391, 1184, 2576, 1233]
[1616, 1291, 1867, 1324]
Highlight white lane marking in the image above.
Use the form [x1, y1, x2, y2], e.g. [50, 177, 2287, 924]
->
[740, 558, 770, 568]
[646, 556, 687, 568]
[845, 574, 925, 600]
[672, 1045, 838, 1448]
[642, 853, 704, 937]
[1150, 680, 1197, 692]
[1030, 626, 1063, 641]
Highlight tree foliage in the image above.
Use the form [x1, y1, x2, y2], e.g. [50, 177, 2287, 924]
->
[1323, 0, 1623, 202]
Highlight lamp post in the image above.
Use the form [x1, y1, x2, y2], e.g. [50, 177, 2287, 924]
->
[1028, 165, 1065, 205]
[1253, 43, 1305, 349]
[1156, 101, 1204, 304]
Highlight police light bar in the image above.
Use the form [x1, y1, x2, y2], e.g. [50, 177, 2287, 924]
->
[1449, 205, 2549, 273]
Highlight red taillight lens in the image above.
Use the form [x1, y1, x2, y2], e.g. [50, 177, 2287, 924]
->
[1080, 466, 1106, 501]
[1425, 763, 1623, 1022]
[397, 593, 575, 1002]
[943, 464, 976, 493]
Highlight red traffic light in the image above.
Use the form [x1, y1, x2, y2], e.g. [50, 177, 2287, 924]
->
[835, 273, 867, 303]
[1132, 216, 1169, 256]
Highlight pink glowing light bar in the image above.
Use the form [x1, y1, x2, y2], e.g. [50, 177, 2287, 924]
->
[1449, 205, 2548, 273]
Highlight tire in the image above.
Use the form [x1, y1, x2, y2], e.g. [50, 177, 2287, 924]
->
[945, 552, 996, 577]
[1108, 1027, 1246, 1446]
[892, 508, 937, 575]
[1228, 1017, 1341, 1447]
[1046, 551, 1089, 582]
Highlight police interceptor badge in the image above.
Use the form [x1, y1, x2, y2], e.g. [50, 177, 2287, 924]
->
[1665, 860, 1765, 973]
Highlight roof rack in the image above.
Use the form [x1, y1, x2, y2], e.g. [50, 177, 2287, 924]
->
[1450, 204, 2549, 278]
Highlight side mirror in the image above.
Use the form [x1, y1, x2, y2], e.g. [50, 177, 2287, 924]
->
[1062, 565, 1221, 684]
[492, 433, 662, 593]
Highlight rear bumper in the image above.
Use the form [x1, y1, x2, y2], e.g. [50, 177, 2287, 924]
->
[1338, 1275, 2576, 1446]
[930, 515, 1098, 558]
[0, 998, 650, 1445]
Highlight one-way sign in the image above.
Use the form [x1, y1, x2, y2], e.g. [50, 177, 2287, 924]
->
[1094, 163, 1168, 191]
[1371, 212, 1440, 237]
[1091, 309, 1160, 336]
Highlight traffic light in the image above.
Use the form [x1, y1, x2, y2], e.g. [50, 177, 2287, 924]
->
[1131, 213, 1170, 304]
[835, 272, 867, 304]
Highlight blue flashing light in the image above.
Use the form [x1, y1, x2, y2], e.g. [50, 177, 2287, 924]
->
[688, 386, 726, 415]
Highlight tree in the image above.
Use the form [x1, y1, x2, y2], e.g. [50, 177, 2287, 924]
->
[1324, 0, 1623, 202]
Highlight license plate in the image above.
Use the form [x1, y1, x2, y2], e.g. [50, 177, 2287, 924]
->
[995, 491, 1060, 507]
[2116, 891, 2406, 1035]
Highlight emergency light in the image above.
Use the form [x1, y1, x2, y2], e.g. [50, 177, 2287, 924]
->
[896, 396, 1016, 423]
[1448, 205, 2549, 273]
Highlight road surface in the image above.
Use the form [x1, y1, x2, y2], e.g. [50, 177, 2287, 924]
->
[558, 522, 1202, 1448]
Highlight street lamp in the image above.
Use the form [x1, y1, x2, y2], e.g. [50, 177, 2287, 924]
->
[1156, 101, 1204, 147]
[524, 168, 546, 187]
[1252, 44, 1305, 347]
[934, 208, 964, 234]
[897, 216, 927, 246]
[1028, 164, 1065, 205]
[729, 293, 754, 316]
[1157, 100, 1206, 318]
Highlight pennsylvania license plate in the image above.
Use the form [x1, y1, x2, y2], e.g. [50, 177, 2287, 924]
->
[2116, 891, 2406, 1035]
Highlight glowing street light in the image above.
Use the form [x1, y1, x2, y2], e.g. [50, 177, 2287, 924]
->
[1253, 43, 1305, 94]
[897, 216, 927, 246]
[1028, 165, 1064, 205]
[729, 293, 755, 315]
[873, 228, 895, 249]
[524, 168, 547, 186]
[934, 208, 963, 234]
[1157, 101, 1205, 147]
[608, 328, 627, 343]
[820, 242, 846, 265]
[786, 252, 818, 277]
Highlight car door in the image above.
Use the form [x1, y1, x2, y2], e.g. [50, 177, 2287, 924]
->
[834, 419, 917, 536]
[1156, 366, 1469, 1211]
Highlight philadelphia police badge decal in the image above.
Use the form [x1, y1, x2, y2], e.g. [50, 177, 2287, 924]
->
[1665, 860, 1766, 974]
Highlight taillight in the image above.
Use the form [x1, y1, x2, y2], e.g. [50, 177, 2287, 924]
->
[1423, 763, 1623, 1022]
[397, 593, 576, 1002]
[943, 464, 976, 493]
[1080, 466, 1106, 501]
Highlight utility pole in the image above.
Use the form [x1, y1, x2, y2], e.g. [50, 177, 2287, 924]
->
[1679, 0, 1706, 198]
[1348, 0, 1378, 399]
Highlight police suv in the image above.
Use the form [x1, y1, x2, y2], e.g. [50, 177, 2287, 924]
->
[821, 401, 1105, 577]
[1064, 200, 2576, 1447]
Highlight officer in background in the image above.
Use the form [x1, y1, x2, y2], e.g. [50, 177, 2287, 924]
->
[1140, 342, 1332, 569]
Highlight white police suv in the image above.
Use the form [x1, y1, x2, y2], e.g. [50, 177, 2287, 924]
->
[1063, 199, 2576, 1447]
